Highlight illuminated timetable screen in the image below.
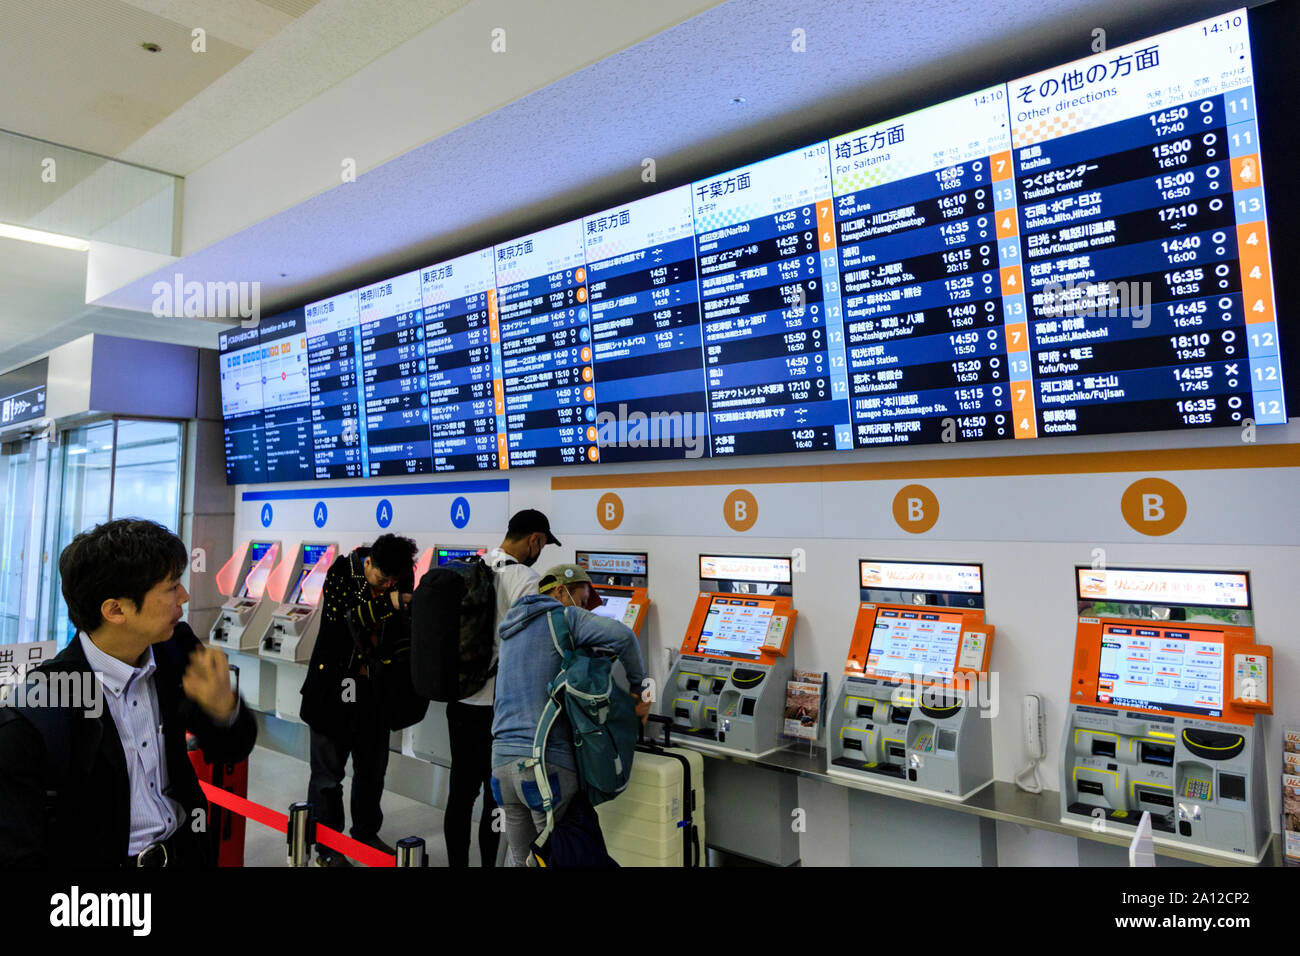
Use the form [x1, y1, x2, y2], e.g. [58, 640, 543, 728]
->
[221, 8, 1292, 484]
[696, 597, 775, 660]
[1096, 624, 1225, 717]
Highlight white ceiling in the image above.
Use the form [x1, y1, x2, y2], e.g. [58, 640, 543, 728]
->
[0, 238, 218, 373]
[93, 0, 1258, 321]
[1, 0, 1269, 375]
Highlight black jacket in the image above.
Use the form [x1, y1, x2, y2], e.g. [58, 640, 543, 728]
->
[299, 547, 412, 737]
[0, 622, 257, 867]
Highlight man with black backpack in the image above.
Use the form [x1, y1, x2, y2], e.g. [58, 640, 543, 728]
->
[299, 533, 417, 866]
[440, 509, 557, 868]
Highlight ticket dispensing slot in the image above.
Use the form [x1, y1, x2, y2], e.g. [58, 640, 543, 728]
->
[664, 553, 796, 756]
[575, 550, 651, 642]
[1060, 566, 1273, 860]
[827, 559, 995, 800]
[260, 542, 337, 662]
[209, 541, 281, 651]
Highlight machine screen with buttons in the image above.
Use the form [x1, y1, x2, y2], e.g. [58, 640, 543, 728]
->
[828, 558, 997, 800]
[665, 554, 798, 756]
[1061, 565, 1273, 861]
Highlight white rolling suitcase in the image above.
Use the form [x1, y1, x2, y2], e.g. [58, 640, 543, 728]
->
[597, 716, 704, 866]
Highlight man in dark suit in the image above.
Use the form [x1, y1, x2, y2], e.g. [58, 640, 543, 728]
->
[0, 519, 257, 867]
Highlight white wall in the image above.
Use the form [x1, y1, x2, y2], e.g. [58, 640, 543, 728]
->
[227, 420, 1300, 865]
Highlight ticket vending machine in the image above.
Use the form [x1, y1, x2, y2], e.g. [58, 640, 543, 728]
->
[828, 560, 995, 800]
[575, 550, 650, 639]
[1060, 566, 1274, 861]
[665, 554, 797, 757]
[260, 542, 337, 663]
[432, 545, 485, 565]
[209, 540, 281, 651]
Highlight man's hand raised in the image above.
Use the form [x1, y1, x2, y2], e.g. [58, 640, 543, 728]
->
[182, 645, 237, 722]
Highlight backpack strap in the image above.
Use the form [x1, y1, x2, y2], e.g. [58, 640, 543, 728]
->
[523, 608, 574, 853]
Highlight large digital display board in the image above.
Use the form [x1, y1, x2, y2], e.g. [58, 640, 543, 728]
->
[222, 9, 1291, 484]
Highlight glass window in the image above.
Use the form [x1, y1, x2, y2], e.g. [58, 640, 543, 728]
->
[47, 421, 115, 646]
[111, 419, 183, 530]
[41, 418, 185, 646]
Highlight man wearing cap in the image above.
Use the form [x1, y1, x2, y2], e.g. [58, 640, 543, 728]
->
[443, 509, 558, 868]
[490, 562, 650, 866]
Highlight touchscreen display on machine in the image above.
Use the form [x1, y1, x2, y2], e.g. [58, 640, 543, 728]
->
[289, 545, 332, 604]
[240, 543, 275, 599]
[1096, 624, 1225, 718]
[696, 597, 774, 660]
[592, 591, 632, 623]
[866, 608, 965, 681]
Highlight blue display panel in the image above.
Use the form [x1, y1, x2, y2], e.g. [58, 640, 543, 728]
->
[493, 221, 597, 468]
[219, 326, 266, 483]
[358, 272, 433, 476]
[586, 186, 710, 462]
[693, 145, 850, 457]
[305, 290, 365, 479]
[830, 88, 1021, 446]
[218, 8, 1289, 485]
[421, 249, 503, 472]
[259, 309, 313, 481]
[1007, 13, 1284, 434]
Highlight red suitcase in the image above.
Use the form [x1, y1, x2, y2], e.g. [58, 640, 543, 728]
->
[186, 663, 248, 867]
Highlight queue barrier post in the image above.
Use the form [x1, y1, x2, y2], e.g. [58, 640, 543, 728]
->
[287, 802, 315, 867]
[395, 836, 427, 868]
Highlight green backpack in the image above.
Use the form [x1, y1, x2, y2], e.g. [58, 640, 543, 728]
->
[524, 608, 638, 843]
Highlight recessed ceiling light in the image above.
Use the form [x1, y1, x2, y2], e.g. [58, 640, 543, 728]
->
[0, 223, 90, 252]
[141, 42, 161, 53]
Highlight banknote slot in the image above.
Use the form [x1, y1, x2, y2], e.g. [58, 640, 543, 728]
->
[1077, 779, 1105, 797]
[1090, 738, 1116, 758]
[1139, 741, 1174, 766]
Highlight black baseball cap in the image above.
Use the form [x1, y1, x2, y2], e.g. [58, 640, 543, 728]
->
[507, 509, 560, 546]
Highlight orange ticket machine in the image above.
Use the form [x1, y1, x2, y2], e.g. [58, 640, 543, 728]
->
[575, 550, 650, 640]
[665, 554, 796, 756]
[209, 540, 281, 651]
[827, 560, 995, 799]
[1061, 566, 1273, 861]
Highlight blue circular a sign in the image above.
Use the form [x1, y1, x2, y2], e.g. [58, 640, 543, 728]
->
[376, 499, 393, 528]
[450, 496, 471, 529]
[260, 503, 273, 528]
[313, 501, 328, 529]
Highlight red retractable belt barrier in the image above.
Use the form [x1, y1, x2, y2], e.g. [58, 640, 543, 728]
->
[197, 781, 398, 868]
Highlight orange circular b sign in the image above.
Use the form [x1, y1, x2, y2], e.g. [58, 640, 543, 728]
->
[1121, 478, 1186, 536]
[723, 489, 758, 532]
[596, 492, 624, 530]
[892, 484, 939, 534]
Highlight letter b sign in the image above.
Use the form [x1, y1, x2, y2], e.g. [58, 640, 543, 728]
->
[1121, 478, 1186, 536]
[892, 484, 939, 533]
[723, 489, 758, 532]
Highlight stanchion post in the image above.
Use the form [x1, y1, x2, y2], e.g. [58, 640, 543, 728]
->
[287, 802, 315, 867]
[395, 836, 427, 867]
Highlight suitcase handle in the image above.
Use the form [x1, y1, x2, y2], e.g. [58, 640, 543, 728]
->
[640, 713, 673, 748]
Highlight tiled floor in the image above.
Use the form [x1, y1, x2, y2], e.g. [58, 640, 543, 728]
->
[237, 746, 494, 867]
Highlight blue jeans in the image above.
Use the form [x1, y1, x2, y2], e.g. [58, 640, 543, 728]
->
[490, 760, 578, 867]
